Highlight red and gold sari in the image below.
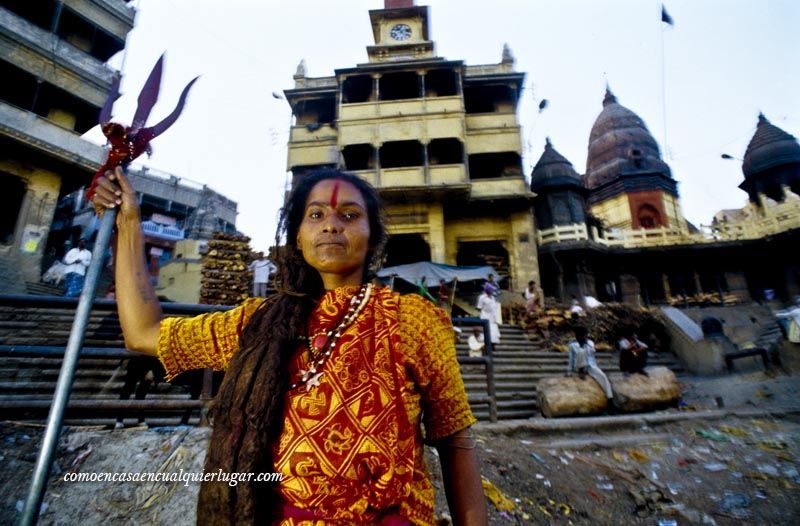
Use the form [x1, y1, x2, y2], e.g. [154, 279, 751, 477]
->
[158, 285, 475, 525]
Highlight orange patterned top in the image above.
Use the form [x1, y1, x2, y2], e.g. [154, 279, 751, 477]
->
[157, 285, 476, 526]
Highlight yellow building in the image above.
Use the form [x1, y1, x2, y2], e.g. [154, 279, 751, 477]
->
[156, 239, 204, 304]
[284, 0, 539, 292]
[0, 1, 134, 292]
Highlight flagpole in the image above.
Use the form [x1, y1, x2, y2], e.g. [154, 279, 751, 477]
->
[659, 4, 672, 160]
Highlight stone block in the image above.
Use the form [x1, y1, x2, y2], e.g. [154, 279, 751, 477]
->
[537, 376, 608, 418]
[610, 366, 680, 413]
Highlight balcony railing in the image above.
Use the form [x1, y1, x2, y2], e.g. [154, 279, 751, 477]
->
[536, 198, 800, 248]
[339, 96, 462, 121]
[0, 101, 105, 170]
[141, 221, 185, 241]
[289, 123, 337, 142]
[0, 7, 116, 97]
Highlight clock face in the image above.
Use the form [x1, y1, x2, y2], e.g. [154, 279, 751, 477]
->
[390, 23, 412, 41]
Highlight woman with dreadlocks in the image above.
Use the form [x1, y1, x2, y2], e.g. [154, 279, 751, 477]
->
[93, 167, 486, 525]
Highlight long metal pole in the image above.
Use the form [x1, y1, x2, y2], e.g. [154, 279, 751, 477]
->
[19, 207, 117, 526]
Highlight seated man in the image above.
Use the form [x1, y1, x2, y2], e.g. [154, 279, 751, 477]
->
[618, 326, 649, 376]
[467, 327, 485, 357]
[566, 326, 614, 409]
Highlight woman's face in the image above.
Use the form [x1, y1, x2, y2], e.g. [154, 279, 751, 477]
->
[296, 179, 372, 289]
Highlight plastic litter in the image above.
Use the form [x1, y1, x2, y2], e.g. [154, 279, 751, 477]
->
[530, 452, 549, 467]
[718, 492, 751, 519]
[719, 425, 748, 438]
[703, 462, 727, 472]
[627, 449, 649, 463]
[596, 483, 614, 491]
[757, 439, 789, 452]
[693, 428, 729, 442]
[782, 467, 800, 484]
[756, 464, 779, 477]
[657, 520, 678, 526]
[481, 477, 515, 512]
[588, 490, 603, 502]
[16, 500, 48, 515]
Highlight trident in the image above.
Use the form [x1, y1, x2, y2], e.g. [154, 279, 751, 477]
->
[19, 55, 197, 526]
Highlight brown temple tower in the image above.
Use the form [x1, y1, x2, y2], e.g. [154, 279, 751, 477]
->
[585, 88, 687, 233]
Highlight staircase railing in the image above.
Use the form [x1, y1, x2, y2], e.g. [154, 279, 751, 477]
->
[453, 317, 498, 422]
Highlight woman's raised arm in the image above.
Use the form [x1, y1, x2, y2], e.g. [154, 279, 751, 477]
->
[92, 166, 162, 355]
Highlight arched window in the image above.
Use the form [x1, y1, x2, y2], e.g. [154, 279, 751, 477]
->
[637, 204, 661, 229]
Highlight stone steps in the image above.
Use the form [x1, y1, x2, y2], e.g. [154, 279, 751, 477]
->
[0, 297, 687, 424]
[459, 325, 686, 421]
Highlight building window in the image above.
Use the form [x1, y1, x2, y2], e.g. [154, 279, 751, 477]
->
[342, 75, 373, 103]
[464, 84, 516, 114]
[425, 69, 457, 97]
[379, 71, 420, 100]
[637, 204, 662, 229]
[629, 148, 644, 169]
[342, 144, 375, 171]
[380, 141, 423, 168]
[293, 96, 336, 126]
[0, 173, 26, 245]
[467, 152, 522, 179]
[428, 138, 463, 165]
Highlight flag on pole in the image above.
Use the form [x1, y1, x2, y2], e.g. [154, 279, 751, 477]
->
[661, 4, 674, 26]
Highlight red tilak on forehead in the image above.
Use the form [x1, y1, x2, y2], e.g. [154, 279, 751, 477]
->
[329, 180, 340, 208]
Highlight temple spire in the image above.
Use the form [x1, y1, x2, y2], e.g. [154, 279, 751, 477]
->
[603, 85, 617, 107]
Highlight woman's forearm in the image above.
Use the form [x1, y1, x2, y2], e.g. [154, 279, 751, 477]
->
[436, 428, 488, 526]
[114, 215, 162, 355]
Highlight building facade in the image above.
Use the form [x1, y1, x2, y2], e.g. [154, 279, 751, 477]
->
[0, 0, 134, 293]
[533, 93, 800, 305]
[51, 165, 239, 301]
[284, 0, 539, 293]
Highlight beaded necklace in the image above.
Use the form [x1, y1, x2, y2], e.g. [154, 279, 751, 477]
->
[291, 283, 373, 391]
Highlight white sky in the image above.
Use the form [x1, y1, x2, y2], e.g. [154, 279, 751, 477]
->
[83, 0, 800, 253]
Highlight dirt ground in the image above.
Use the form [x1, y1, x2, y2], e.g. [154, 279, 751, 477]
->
[2, 359, 800, 525]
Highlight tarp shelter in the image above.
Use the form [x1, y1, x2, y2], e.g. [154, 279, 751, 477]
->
[377, 261, 499, 285]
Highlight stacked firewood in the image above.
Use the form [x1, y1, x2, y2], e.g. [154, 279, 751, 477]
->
[522, 302, 670, 354]
[200, 232, 254, 305]
[666, 292, 741, 307]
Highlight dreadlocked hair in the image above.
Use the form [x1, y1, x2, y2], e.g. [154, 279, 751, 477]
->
[197, 168, 387, 525]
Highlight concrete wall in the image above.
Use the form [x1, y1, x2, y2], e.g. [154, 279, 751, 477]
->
[590, 193, 631, 230]
[155, 240, 205, 303]
[0, 160, 61, 284]
[659, 304, 775, 375]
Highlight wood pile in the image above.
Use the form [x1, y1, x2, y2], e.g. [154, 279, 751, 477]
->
[200, 232, 255, 305]
[522, 303, 671, 354]
[666, 292, 741, 307]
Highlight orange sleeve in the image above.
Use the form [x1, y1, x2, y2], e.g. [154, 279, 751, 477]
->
[400, 294, 476, 442]
[157, 298, 265, 381]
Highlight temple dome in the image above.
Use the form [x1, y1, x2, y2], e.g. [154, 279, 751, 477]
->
[585, 88, 671, 189]
[531, 138, 583, 191]
[742, 113, 800, 178]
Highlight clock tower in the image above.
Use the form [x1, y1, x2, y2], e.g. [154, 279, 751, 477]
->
[367, 0, 435, 62]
